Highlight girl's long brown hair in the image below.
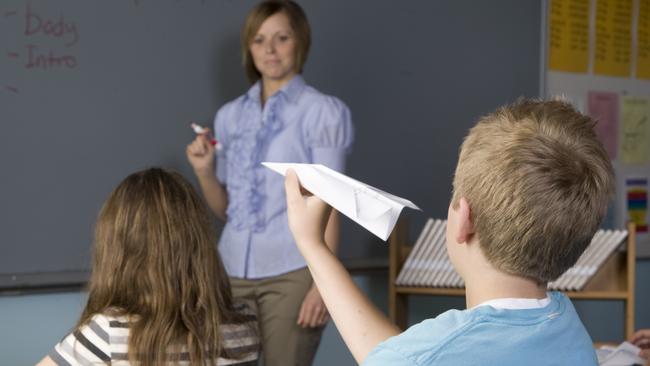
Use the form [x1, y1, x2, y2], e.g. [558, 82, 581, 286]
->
[78, 168, 245, 365]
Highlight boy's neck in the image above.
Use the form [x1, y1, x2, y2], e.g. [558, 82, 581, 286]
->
[449, 220, 548, 309]
[464, 270, 547, 309]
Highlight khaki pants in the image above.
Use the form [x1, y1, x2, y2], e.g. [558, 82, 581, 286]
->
[230, 268, 324, 366]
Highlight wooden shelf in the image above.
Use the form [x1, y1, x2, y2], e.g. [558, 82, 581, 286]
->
[388, 219, 637, 341]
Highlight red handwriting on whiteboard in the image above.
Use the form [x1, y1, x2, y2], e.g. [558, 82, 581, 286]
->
[24, 3, 79, 47]
[25, 44, 77, 69]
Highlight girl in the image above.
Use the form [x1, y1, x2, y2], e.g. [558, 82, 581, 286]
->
[37, 168, 258, 366]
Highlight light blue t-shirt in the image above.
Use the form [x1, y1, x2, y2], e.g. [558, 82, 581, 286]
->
[363, 292, 597, 365]
[214, 75, 354, 279]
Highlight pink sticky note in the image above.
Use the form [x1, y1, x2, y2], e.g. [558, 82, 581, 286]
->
[588, 91, 619, 159]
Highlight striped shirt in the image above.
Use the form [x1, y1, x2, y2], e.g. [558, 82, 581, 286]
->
[49, 302, 259, 365]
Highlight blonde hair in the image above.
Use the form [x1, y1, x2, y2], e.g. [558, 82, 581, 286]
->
[452, 99, 614, 283]
[78, 168, 250, 365]
[241, 0, 311, 84]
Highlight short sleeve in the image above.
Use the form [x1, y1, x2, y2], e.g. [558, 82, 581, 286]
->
[304, 96, 355, 172]
[213, 107, 229, 185]
[48, 315, 111, 365]
[362, 345, 414, 366]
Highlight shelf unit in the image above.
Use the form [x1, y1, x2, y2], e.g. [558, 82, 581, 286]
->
[388, 219, 637, 340]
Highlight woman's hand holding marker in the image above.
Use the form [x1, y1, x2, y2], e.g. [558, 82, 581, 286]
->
[190, 122, 222, 150]
[186, 122, 219, 177]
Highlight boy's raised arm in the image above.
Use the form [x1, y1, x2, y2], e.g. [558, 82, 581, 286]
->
[284, 170, 401, 363]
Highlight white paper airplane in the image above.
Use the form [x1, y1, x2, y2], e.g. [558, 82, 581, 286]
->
[262, 162, 420, 241]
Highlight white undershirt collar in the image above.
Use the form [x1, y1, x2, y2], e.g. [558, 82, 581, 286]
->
[474, 294, 551, 310]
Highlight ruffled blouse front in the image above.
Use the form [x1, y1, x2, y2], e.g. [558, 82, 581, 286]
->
[224, 90, 283, 233]
[213, 75, 355, 278]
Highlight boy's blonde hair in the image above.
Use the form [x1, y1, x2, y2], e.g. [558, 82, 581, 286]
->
[452, 99, 614, 283]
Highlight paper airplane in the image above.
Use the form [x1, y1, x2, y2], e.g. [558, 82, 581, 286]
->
[262, 162, 420, 241]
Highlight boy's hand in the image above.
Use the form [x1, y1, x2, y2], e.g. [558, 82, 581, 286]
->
[285, 169, 332, 247]
[630, 329, 650, 359]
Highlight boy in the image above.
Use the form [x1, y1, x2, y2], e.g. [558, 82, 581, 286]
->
[284, 99, 614, 365]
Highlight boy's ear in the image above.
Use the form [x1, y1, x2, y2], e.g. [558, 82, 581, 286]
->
[455, 197, 475, 244]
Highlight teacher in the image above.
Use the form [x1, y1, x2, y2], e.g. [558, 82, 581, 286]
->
[186, 1, 354, 365]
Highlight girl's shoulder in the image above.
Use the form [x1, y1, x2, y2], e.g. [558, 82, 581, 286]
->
[85, 309, 135, 335]
[50, 312, 128, 364]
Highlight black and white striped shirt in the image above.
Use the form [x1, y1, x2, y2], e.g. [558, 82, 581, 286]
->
[49, 302, 259, 365]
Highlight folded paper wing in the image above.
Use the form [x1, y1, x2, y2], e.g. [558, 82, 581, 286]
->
[262, 162, 420, 241]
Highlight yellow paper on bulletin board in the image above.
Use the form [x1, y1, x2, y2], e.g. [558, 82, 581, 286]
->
[638, 0, 650, 78]
[621, 96, 650, 164]
[548, 0, 589, 73]
[594, 0, 632, 77]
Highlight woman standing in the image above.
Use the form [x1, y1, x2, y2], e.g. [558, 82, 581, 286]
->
[186, 1, 354, 365]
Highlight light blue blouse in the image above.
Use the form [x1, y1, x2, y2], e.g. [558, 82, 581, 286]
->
[214, 75, 354, 279]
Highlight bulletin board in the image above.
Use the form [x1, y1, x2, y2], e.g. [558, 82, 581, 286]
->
[543, 0, 650, 257]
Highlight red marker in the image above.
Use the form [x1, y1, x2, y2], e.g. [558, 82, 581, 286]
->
[190, 122, 221, 150]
